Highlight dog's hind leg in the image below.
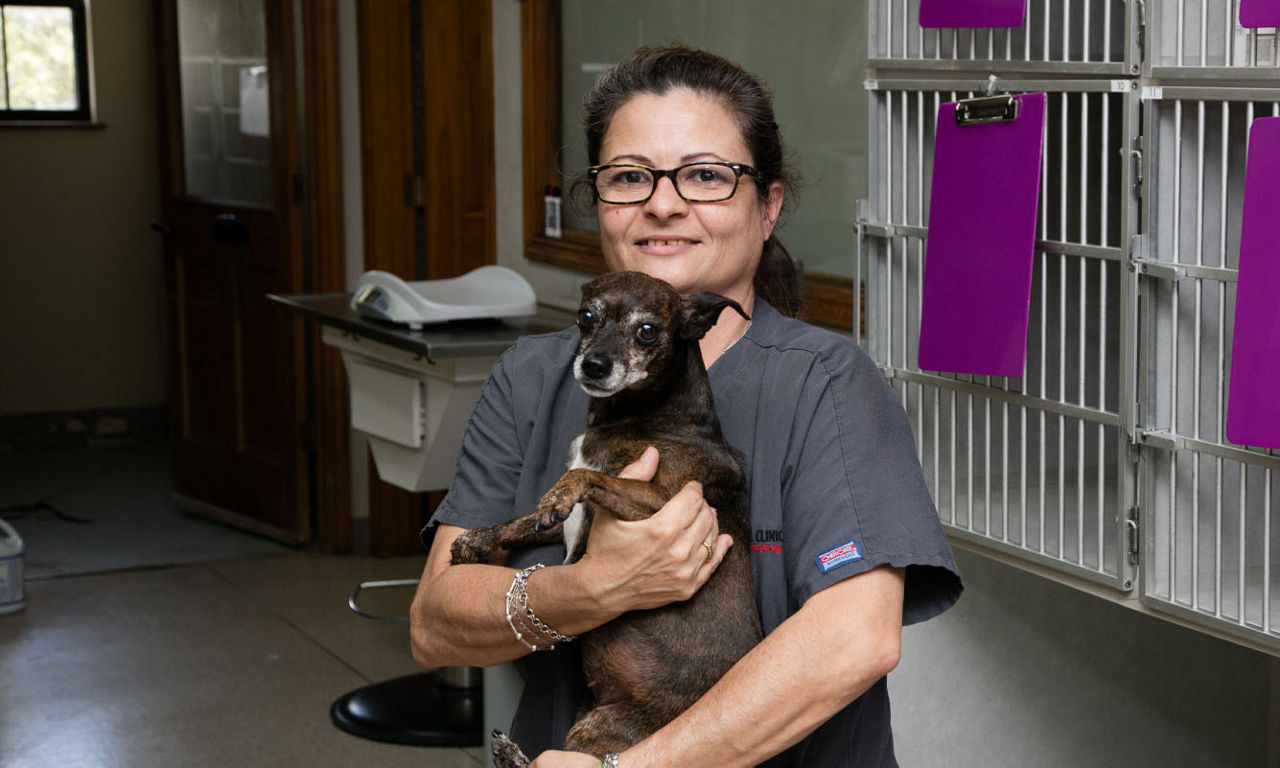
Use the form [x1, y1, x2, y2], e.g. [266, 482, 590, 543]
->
[490, 730, 531, 768]
[561, 702, 652, 762]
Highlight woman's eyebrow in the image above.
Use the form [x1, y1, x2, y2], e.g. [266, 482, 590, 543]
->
[601, 152, 730, 166]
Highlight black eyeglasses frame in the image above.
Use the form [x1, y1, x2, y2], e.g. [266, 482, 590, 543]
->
[587, 161, 761, 205]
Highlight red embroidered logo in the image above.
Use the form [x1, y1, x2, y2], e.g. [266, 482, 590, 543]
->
[750, 528, 784, 554]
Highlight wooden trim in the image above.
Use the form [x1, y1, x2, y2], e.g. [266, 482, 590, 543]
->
[302, 0, 351, 553]
[268, 0, 311, 542]
[517, 0, 854, 329]
[804, 273, 855, 331]
[527, 231, 605, 275]
[520, 0, 561, 255]
[174, 493, 309, 546]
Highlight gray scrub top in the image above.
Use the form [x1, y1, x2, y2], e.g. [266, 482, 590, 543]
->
[428, 299, 962, 767]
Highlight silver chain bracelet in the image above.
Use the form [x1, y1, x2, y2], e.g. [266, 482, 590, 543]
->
[504, 564, 577, 651]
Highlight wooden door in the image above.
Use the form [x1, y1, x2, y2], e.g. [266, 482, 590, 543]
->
[155, 0, 309, 543]
[357, 0, 496, 554]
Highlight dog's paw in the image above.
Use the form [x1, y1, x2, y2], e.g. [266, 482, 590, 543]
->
[491, 729, 531, 768]
[449, 533, 488, 564]
[532, 491, 573, 532]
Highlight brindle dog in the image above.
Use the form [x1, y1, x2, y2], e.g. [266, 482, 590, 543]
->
[449, 271, 763, 767]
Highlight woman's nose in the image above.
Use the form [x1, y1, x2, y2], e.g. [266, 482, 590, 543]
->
[643, 175, 688, 217]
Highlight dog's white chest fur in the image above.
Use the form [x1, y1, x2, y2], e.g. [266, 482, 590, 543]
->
[562, 434, 597, 562]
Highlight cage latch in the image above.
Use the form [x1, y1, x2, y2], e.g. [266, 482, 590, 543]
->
[1125, 507, 1140, 565]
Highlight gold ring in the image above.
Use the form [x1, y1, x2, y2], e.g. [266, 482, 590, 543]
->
[702, 541, 714, 562]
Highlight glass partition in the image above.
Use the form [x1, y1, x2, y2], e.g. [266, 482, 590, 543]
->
[560, 1, 867, 279]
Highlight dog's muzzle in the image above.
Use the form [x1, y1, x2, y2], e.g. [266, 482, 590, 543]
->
[579, 352, 613, 382]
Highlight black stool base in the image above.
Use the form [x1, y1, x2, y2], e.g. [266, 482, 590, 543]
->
[330, 671, 483, 747]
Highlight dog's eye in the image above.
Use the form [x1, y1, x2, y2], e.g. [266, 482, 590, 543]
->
[577, 309, 596, 330]
[636, 323, 659, 345]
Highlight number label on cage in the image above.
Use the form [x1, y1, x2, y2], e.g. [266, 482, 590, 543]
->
[918, 92, 1046, 378]
[918, 0, 1027, 28]
[1239, 0, 1280, 28]
[1226, 117, 1280, 450]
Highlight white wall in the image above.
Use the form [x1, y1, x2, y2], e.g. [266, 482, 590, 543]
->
[489, 2, 1280, 765]
[892, 548, 1277, 766]
[0, 0, 165, 415]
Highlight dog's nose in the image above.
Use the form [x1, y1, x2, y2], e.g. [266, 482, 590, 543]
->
[581, 353, 612, 381]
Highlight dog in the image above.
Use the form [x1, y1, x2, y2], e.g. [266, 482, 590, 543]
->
[449, 271, 764, 766]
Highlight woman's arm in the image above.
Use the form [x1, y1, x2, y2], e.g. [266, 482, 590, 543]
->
[409, 448, 735, 669]
[529, 564, 906, 767]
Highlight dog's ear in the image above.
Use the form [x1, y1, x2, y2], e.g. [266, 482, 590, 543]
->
[679, 293, 751, 340]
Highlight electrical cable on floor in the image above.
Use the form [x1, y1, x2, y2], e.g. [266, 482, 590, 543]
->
[0, 498, 94, 524]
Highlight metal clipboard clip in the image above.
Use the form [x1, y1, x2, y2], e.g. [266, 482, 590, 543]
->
[955, 75, 1018, 125]
[955, 94, 1018, 125]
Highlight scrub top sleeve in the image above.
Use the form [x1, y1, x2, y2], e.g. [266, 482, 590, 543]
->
[428, 350, 524, 534]
[785, 349, 961, 624]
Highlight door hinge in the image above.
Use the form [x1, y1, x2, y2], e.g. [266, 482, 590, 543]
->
[292, 173, 308, 205]
[404, 174, 425, 208]
[1126, 506, 1141, 565]
[299, 421, 317, 453]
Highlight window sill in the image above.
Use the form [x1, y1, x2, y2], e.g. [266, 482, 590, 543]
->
[0, 119, 105, 129]
[528, 230, 856, 331]
[526, 231, 606, 275]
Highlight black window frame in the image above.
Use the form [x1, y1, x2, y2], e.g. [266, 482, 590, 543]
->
[1, 0, 92, 123]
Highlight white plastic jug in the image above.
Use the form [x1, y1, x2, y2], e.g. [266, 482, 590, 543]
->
[0, 519, 25, 614]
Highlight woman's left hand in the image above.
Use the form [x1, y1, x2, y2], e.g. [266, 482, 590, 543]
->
[528, 750, 601, 768]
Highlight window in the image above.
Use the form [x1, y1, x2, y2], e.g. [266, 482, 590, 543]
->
[521, 0, 858, 329]
[1, 0, 91, 122]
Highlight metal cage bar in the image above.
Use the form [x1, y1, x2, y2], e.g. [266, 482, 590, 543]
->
[1152, 0, 1280, 70]
[863, 1, 1280, 653]
[861, 76, 1137, 590]
[1139, 88, 1280, 649]
[868, 0, 1134, 73]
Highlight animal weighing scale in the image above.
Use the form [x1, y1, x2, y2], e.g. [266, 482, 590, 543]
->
[350, 265, 537, 329]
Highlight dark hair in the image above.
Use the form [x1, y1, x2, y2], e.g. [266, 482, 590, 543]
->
[579, 44, 804, 318]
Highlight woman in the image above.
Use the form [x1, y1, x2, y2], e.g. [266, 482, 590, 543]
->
[410, 45, 962, 767]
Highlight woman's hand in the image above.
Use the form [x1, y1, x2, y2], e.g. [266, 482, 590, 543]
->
[569, 446, 735, 615]
[527, 750, 600, 768]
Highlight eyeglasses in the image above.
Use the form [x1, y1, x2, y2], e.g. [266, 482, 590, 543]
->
[588, 162, 760, 204]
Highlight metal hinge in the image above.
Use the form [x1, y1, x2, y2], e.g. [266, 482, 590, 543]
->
[1126, 506, 1140, 565]
[299, 420, 317, 453]
[404, 174, 425, 208]
[292, 173, 308, 205]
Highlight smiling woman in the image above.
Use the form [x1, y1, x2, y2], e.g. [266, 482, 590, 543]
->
[0, 0, 91, 122]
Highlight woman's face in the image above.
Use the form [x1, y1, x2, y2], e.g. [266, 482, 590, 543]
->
[595, 88, 784, 305]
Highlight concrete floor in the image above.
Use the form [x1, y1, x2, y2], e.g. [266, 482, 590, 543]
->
[0, 441, 485, 768]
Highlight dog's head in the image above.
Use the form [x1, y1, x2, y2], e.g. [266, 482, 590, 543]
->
[572, 271, 748, 398]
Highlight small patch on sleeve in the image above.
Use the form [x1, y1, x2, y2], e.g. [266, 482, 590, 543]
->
[815, 540, 864, 574]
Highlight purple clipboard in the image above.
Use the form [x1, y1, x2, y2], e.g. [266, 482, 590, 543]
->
[920, 0, 1027, 28]
[918, 92, 1046, 378]
[1240, 0, 1280, 28]
[1226, 117, 1280, 449]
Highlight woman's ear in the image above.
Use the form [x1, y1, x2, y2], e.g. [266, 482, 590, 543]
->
[761, 180, 785, 239]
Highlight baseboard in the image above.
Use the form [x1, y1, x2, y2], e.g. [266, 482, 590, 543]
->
[0, 406, 168, 451]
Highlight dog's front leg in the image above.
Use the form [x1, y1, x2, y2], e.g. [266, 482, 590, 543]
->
[534, 469, 670, 531]
[450, 514, 567, 565]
